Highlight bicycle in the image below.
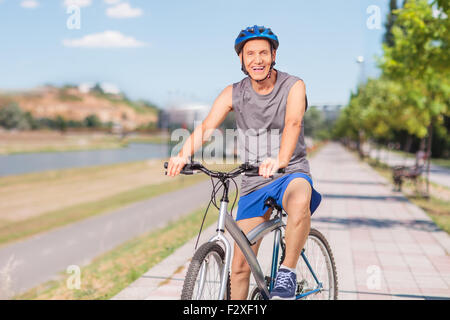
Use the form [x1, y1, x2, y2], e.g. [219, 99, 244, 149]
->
[164, 161, 338, 300]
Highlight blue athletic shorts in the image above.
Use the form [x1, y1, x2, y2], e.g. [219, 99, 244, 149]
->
[236, 172, 322, 221]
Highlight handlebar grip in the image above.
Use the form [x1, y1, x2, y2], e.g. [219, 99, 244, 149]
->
[244, 167, 286, 177]
[164, 161, 195, 175]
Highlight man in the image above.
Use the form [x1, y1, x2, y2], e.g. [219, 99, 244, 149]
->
[167, 25, 321, 300]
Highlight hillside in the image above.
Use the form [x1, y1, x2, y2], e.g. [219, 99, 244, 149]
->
[0, 85, 159, 131]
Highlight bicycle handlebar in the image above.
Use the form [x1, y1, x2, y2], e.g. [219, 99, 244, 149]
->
[163, 161, 285, 179]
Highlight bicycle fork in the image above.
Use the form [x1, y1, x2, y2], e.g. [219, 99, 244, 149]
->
[208, 181, 271, 300]
[208, 200, 232, 300]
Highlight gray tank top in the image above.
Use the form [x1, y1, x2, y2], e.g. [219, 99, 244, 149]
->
[232, 70, 311, 196]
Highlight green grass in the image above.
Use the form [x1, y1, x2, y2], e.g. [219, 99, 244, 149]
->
[409, 196, 450, 234]
[15, 191, 238, 300]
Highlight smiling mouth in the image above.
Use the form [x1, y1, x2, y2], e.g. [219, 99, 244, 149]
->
[251, 66, 265, 73]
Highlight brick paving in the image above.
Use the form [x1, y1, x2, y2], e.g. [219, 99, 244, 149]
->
[113, 142, 450, 300]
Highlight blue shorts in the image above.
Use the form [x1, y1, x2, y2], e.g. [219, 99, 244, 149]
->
[236, 173, 322, 221]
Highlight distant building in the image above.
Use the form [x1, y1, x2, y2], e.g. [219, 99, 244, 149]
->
[159, 103, 210, 131]
[313, 104, 343, 122]
[78, 82, 122, 96]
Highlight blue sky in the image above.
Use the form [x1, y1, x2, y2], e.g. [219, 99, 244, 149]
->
[0, 0, 389, 108]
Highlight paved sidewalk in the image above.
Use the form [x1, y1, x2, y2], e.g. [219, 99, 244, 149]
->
[113, 143, 450, 300]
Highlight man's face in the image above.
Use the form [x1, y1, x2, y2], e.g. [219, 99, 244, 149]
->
[240, 39, 276, 81]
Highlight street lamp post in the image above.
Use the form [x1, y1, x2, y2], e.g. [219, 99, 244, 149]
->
[356, 55, 365, 85]
[356, 55, 366, 159]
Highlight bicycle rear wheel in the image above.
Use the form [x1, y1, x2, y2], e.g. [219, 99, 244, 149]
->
[295, 228, 338, 300]
[181, 242, 230, 300]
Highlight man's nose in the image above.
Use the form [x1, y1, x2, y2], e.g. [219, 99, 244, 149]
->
[255, 54, 263, 64]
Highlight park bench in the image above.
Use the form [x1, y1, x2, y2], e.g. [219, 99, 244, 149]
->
[392, 164, 424, 192]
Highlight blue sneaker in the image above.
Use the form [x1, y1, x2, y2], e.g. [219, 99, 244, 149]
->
[270, 268, 297, 300]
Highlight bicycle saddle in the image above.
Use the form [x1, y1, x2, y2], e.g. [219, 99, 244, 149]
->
[264, 197, 283, 212]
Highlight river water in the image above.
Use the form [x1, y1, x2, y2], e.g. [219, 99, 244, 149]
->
[0, 143, 170, 177]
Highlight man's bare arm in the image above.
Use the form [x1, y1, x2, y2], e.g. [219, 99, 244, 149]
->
[258, 80, 306, 178]
[277, 80, 307, 168]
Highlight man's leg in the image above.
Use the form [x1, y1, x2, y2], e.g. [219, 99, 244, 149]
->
[231, 208, 272, 300]
[281, 178, 312, 269]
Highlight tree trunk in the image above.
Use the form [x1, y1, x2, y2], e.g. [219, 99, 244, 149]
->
[404, 134, 413, 153]
[425, 122, 433, 198]
[357, 130, 364, 159]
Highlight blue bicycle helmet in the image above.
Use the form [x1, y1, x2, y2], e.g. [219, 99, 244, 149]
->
[234, 25, 279, 55]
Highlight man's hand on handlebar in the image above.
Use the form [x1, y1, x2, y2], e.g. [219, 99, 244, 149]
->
[166, 155, 189, 177]
[258, 157, 282, 179]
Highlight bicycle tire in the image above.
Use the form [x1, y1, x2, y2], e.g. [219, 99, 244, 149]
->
[279, 227, 338, 300]
[181, 242, 231, 300]
[299, 228, 338, 300]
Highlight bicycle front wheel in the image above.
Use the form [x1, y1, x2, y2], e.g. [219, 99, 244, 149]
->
[296, 228, 338, 300]
[181, 242, 230, 300]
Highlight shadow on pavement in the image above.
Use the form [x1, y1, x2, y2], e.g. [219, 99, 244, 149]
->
[316, 179, 387, 186]
[322, 193, 409, 202]
[314, 217, 441, 232]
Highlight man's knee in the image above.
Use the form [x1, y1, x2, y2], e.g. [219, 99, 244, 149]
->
[283, 179, 312, 222]
[285, 194, 311, 225]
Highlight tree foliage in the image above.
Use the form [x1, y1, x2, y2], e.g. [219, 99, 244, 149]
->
[335, 0, 450, 158]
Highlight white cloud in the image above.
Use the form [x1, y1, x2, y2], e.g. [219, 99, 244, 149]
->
[63, 30, 147, 48]
[106, 2, 143, 19]
[63, 0, 92, 8]
[21, 0, 39, 9]
[103, 0, 121, 4]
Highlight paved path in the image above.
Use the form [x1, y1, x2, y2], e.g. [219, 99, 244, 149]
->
[0, 178, 214, 299]
[114, 143, 450, 300]
[366, 146, 450, 189]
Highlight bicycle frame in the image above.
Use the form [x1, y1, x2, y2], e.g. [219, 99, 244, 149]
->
[207, 181, 323, 300]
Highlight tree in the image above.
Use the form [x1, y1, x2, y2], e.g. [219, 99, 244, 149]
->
[84, 114, 101, 128]
[55, 115, 67, 133]
[0, 103, 31, 130]
[335, 0, 449, 173]
[380, 0, 450, 194]
[384, 0, 399, 47]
